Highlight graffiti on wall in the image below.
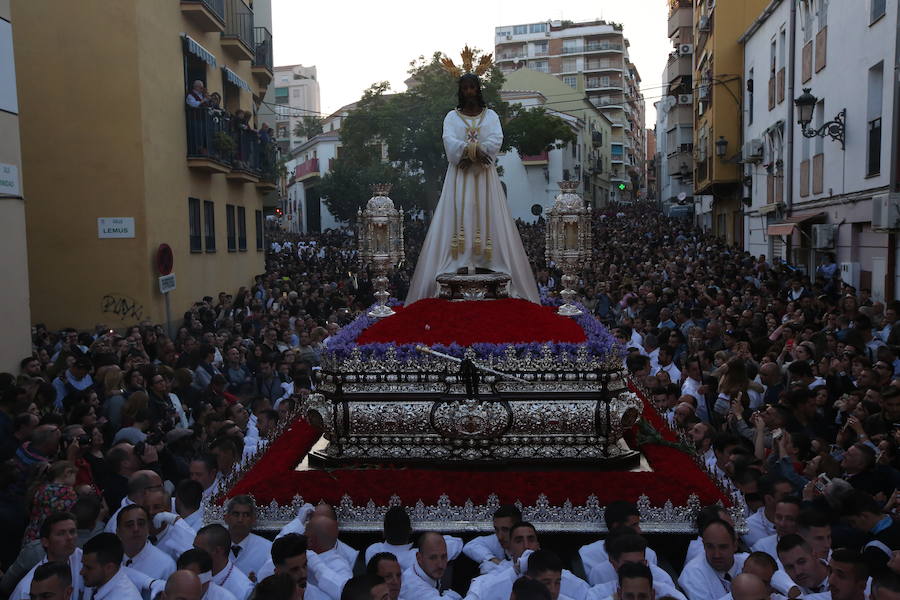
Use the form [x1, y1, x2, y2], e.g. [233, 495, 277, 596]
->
[101, 294, 145, 321]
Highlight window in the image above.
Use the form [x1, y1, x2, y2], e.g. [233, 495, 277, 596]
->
[238, 206, 247, 251]
[255, 210, 263, 250]
[562, 58, 577, 72]
[871, 0, 886, 22]
[203, 200, 216, 252]
[189, 197, 201, 253]
[226, 204, 236, 251]
[292, 88, 301, 98]
[747, 70, 754, 125]
[562, 75, 577, 88]
[529, 23, 547, 33]
[867, 62, 884, 176]
[513, 24, 528, 35]
[533, 40, 548, 55]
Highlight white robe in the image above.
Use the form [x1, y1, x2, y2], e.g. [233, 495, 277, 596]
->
[406, 108, 539, 305]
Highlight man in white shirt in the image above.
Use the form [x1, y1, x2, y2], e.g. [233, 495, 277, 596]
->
[194, 524, 253, 600]
[176, 479, 205, 532]
[366, 507, 463, 572]
[462, 505, 520, 575]
[653, 346, 681, 383]
[776, 535, 829, 595]
[116, 504, 176, 581]
[681, 356, 708, 422]
[79, 533, 142, 600]
[11, 513, 84, 600]
[105, 470, 164, 533]
[585, 531, 682, 598]
[176, 548, 238, 600]
[729, 573, 772, 600]
[28, 562, 75, 600]
[189, 456, 222, 502]
[579, 501, 659, 582]
[161, 570, 203, 600]
[678, 519, 748, 600]
[592, 562, 656, 600]
[400, 532, 461, 600]
[743, 477, 793, 548]
[306, 515, 353, 600]
[367, 553, 402, 600]
[269, 534, 331, 600]
[224, 495, 272, 581]
[751, 497, 802, 563]
[144, 488, 197, 562]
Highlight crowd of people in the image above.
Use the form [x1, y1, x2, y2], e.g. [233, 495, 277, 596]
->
[0, 202, 898, 600]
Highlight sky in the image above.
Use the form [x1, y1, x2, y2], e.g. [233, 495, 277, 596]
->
[271, 0, 671, 124]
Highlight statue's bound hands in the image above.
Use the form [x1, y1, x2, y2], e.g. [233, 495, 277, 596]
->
[475, 146, 492, 166]
[458, 157, 473, 170]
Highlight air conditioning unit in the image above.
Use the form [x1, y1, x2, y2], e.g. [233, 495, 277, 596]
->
[872, 192, 900, 230]
[678, 93, 693, 105]
[841, 262, 860, 288]
[506, 34, 512, 40]
[699, 16, 711, 31]
[743, 138, 764, 162]
[698, 85, 710, 100]
[678, 44, 693, 55]
[812, 224, 835, 249]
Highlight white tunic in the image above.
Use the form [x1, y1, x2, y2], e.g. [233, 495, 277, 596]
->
[122, 541, 176, 580]
[86, 568, 143, 600]
[400, 562, 462, 600]
[308, 548, 353, 600]
[10, 549, 83, 600]
[678, 552, 748, 600]
[230, 532, 273, 579]
[212, 560, 253, 600]
[203, 582, 238, 600]
[405, 108, 539, 305]
[743, 507, 776, 548]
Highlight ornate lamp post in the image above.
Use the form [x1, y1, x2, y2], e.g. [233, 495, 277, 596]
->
[794, 88, 846, 149]
[545, 181, 592, 317]
[357, 184, 404, 318]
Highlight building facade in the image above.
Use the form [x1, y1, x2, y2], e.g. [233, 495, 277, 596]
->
[270, 64, 321, 153]
[500, 68, 613, 220]
[13, 0, 275, 331]
[494, 19, 645, 203]
[741, 0, 900, 299]
[0, 0, 32, 373]
[692, 0, 769, 245]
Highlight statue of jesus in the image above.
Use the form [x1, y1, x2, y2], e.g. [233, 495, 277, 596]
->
[405, 69, 540, 305]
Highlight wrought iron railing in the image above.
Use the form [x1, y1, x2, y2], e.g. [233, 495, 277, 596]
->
[223, 0, 253, 52]
[253, 27, 273, 72]
[182, 0, 225, 22]
[186, 107, 233, 166]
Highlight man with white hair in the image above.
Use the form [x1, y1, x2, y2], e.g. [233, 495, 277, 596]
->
[186, 81, 210, 108]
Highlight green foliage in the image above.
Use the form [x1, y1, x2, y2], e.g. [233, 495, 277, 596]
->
[504, 106, 577, 156]
[293, 116, 324, 140]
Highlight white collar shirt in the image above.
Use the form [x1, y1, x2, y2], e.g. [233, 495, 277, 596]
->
[462, 533, 506, 569]
[400, 562, 462, 600]
[183, 507, 204, 532]
[10, 549, 83, 600]
[308, 548, 353, 600]
[654, 362, 682, 383]
[588, 561, 674, 589]
[155, 515, 198, 561]
[336, 539, 359, 570]
[367, 535, 462, 573]
[122, 541, 176, 580]
[89, 568, 143, 600]
[750, 534, 780, 566]
[586, 577, 688, 600]
[230, 532, 272, 578]
[579, 540, 658, 582]
[203, 582, 238, 600]
[212, 560, 253, 600]
[743, 508, 776, 548]
[678, 552, 748, 600]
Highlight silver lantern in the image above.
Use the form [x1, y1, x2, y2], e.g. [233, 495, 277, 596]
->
[358, 184, 405, 318]
[545, 181, 592, 317]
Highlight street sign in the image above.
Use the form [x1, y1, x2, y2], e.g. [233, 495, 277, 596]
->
[0, 163, 20, 196]
[156, 243, 174, 275]
[158, 274, 176, 294]
[98, 217, 135, 238]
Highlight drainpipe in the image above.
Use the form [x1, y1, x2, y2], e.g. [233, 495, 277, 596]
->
[785, 0, 797, 216]
[886, 1, 900, 300]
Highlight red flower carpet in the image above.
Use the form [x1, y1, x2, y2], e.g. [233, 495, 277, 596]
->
[225, 386, 727, 509]
[356, 298, 587, 346]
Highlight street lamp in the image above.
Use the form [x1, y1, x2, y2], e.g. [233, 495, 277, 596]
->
[793, 88, 846, 150]
[715, 136, 728, 159]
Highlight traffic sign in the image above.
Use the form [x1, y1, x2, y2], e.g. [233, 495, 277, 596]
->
[158, 274, 176, 294]
[156, 244, 174, 275]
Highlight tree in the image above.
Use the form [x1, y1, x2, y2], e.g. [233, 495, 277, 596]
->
[331, 50, 579, 218]
[504, 106, 577, 156]
[293, 116, 324, 140]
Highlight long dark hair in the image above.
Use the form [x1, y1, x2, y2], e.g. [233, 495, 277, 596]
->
[456, 73, 486, 109]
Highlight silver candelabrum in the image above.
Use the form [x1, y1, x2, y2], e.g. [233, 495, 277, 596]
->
[357, 184, 405, 318]
[545, 181, 592, 317]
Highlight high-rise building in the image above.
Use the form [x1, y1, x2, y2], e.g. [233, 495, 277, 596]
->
[271, 64, 321, 153]
[494, 19, 646, 203]
[0, 2, 32, 373]
[12, 0, 276, 331]
[691, 0, 768, 244]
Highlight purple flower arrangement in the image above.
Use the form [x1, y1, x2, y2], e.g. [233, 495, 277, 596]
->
[324, 296, 622, 365]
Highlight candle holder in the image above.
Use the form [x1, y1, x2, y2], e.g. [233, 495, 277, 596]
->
[357, 184, 404, 318]
[545, 181, 592, 317]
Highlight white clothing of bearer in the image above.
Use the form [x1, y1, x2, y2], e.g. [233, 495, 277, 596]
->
[406, 108, 540, 305]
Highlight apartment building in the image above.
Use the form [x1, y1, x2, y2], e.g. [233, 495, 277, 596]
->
[12, 0, 275, 330]
[495, 19, 646, 203]
[270, 64, 322, 154]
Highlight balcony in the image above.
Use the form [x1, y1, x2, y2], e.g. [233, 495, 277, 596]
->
[180, 0, 225, 32]
[586, 79, 622, 91]
[294, 158, 320, 182]
[221, 0, 254, 61]
[251, 27, 273, 89]
[520, 151, 549, 166]
[226, 127, 260, 183]
[185, 107, 232, 173]
[584, 41, 624, 53]
[256, 141, 278, 190]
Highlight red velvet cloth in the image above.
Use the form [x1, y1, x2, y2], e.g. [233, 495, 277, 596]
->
[356, 298, 587, 346]
[226, 388, 726, 508]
